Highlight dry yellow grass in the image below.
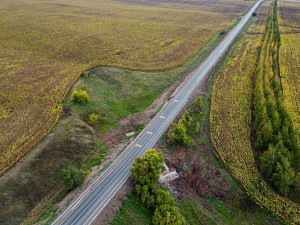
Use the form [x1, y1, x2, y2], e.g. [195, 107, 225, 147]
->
[278, 0, 300, 145]
[0, 0, 253, 176]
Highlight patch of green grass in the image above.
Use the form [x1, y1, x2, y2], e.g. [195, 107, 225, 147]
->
[179, 200, 218, 225]
[36, 209, 57, 224]
[69, 68, 174, 133]
[206, 197, 233, 224]
[110, 193, 153, 225]
[203, 194, 282, 225]
[87, 140, 109, 169]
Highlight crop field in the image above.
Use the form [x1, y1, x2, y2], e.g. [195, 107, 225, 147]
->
[247, 1, 271, 34]
[210, 4, 300, 223]
[0, 0, 254, 176]
[278, 0, 300, 145]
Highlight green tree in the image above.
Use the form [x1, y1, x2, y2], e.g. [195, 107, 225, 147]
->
[155, 189, 175, 207]
[152, 204, 186, 225]
[254, 97, 267, 131]
[195, 122, 200, 134]
[58, 166, 86, 191]
[195, 96, 203, 109]
[130, 149, 165, 207]
[135, 184, 155, 206]
[270, 110, 281, 133]
[256, 119, 273, 150]
[260, 144, 278, 178]
[168, 122, 191, 146]
[266, 95, 277, 118]
[275, 133, 292, 160]
[71, 90, 90, 104]
[180, 109, 193, 127]
[271, 156, 295, 196]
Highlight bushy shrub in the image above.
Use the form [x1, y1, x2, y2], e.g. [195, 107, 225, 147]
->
[155, 189, 175, 207]
[168, 122, 191, 146]
[83, 71, 89, 78]
[152, 204, 185, 225]
[80, 84, 87, 91]
[130, 149, 165, 207]
[195, 96, 203, 109]
[89, 113, 101, 125]
[71, 90, 90, 104]
[130, 149, 184, 224]
[58, 165, 86, 191]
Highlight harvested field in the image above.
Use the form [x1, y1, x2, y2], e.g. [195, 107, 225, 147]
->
[0, 19, 227, 224]
[278, 0, 300, 33]
[278, 0, 300, 145]
[210, 3, 300, 222]
[0, 0, 254, 176]
[247, 1, 271, 34]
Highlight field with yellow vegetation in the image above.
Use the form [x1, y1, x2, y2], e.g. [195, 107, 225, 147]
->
[210, 2, 300, 223]
[0, 0, 254, 176]
[278, 0, 300, 145]
[247, 0, 271, 34]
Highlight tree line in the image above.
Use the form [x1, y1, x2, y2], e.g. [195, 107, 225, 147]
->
[253, 0, 299, 195]
[130, 149, 186, 225]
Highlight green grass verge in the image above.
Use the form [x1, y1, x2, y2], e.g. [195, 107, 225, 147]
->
[110, 193, 153, 225]
[178, 200, 218, 225]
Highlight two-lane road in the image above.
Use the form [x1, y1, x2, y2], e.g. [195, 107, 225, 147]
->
[52, 1, 263, 224]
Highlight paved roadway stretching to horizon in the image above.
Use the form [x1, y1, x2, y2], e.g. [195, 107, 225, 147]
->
[52, 1, 264, 224]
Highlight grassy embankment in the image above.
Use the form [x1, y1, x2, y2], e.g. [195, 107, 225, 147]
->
[110, 3, 283, 224]
[210, 1, 300, 224]
[0, 0, 253, 176]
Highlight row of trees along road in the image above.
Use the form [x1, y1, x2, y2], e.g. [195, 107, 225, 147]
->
[130, 149, 185, 225]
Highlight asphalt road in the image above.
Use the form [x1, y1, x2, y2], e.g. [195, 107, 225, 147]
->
[52, 1, 263, 224]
